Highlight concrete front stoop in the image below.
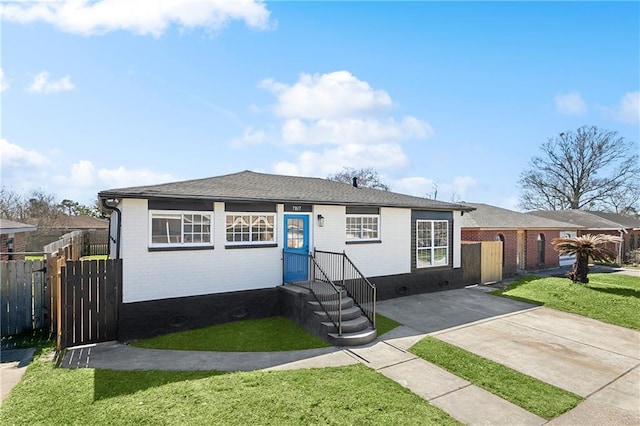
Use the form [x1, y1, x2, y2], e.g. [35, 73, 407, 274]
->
[280, 283, 377, 347]
[309, 295, 377, 346]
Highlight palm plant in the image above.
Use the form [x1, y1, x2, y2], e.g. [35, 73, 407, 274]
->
[551, 234, 622, 283]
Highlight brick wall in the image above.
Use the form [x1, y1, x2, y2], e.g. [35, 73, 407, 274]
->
[462, 229, 518, 276]
[524, 230, 560, 270]
[0, 232, 28, 261]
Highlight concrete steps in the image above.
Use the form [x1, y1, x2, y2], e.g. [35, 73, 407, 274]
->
[281, 281, 377, 347]
[308, 287, 376, 346]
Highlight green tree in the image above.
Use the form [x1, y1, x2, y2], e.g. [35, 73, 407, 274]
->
[59, 199, 99, 217]
[552, 234, 622, 283]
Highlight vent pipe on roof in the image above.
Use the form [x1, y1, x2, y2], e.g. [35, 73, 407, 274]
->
[352, 177, 358, 188]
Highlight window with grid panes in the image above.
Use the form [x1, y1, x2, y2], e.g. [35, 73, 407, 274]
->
[226, 214, 275, 244]
[346, 214, 379, 240]
[416, 220, 448, 268]
[149, 211, 213, 247]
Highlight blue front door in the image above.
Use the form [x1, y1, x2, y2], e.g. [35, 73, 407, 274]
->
[283, 215, 309, 282]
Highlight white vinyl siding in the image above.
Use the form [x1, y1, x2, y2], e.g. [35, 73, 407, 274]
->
[416, 220, 449, 268]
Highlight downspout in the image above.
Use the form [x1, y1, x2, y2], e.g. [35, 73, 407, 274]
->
[101, 198, 122, 260]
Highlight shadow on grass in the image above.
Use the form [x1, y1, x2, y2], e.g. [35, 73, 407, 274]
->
[588, 286, 640, 299]
[490, 275, 546, 306]
[1, 329, 53, 350]
[490, 291, 545, 306]
[93, 369, 227, 401]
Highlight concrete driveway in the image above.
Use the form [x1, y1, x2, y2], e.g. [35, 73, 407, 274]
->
[377, 287, 640, 425]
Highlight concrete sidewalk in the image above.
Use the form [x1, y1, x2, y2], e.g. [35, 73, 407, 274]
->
[0, 347, 36, 406]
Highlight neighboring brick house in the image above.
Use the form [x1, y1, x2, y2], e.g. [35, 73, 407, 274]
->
[0, 219, 37, 261]
[528, 210, 640, 264]
[460, 203, 581, 276]
[587, 212, 640, 260]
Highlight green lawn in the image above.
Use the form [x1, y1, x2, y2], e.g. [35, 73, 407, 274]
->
[375, 313, 401, 336]
[25, 255, 45, 261]
[1, 350, 460, 425]
[492, 273, 640, 330]
[410, 337, 581, 419]
[80, 254, 109, 260]
[131, 314, 401, 352]
[131, 317, 332, 352]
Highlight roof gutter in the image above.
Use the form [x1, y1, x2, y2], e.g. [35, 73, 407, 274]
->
[101, 197, 122, 260]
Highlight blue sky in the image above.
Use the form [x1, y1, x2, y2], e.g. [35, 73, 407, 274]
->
[1, 1, 638, 210]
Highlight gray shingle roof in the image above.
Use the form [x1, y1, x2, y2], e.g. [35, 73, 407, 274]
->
[99, 170, 473, 211]
[527, 210, 625, 230]
[0, 219, 37, 234]
[460, 203, 581, 229]
[586, 211, 640, 230]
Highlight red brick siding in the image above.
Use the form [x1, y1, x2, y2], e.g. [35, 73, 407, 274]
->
[0, 232, 28, 261]
[462, 229, 518, 276]
[524, 230, 560, 270]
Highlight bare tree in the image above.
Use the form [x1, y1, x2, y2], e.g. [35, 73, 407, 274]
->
[0, 187, 24, 219]
[519, 126, 640, 211]
[0, 187, 62, 225]
[425, 182, 438, 200]
[327, 167, 390, 190]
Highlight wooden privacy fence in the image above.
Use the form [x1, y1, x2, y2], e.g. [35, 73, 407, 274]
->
[49, 256, 122, 349]
[0, 260, 48, 337]
[43, 229, 109, 260]
[461, 241, 503, 286]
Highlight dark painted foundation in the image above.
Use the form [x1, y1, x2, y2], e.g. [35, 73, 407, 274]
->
[117, 268, 465, 341]
[118, 288, 281, 342]
[371, 268, 465, 300]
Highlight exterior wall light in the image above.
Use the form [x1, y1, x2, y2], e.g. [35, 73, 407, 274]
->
[317, 214, 325, 227]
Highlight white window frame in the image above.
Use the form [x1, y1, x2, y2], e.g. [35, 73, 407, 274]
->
[225, 213, 277, 245]
[416, 220, 449, 268]
[149, 210, 214, 248]
[346, 214, 380, 241]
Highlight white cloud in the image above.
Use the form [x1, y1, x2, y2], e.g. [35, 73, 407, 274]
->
[0, 0, 273, 37]
[281, 116, 432, 145]
[261, 71, 432, 147]
[253, 70, 432, 178]
[0, 68, 8, 92]
[27, 71, 75, 94]
[52, 160, 175, 201]
[96, 165, 175, 188]
[0, 138, 50, 167]
[261, 71, 393, 120]
[450, 176, 478, 201]
[0, 139, 175, 204]
[274, 143, 409, 177]
[392, 176, 437, 198]
[609, 91, 640, 124]
[554, 92, 587, 116]
[230, 126, 267, 147]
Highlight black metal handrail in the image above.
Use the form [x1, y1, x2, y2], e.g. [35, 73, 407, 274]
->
[283, 251, 343, 335]
[313, 249, 376, 329]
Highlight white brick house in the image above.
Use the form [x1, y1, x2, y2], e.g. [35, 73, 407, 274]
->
[99, 170, 473, 341]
